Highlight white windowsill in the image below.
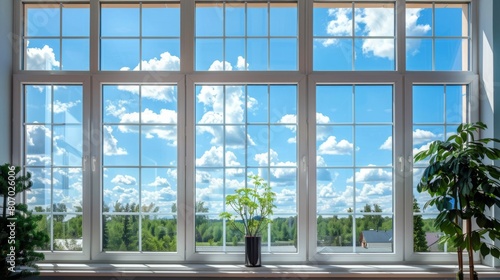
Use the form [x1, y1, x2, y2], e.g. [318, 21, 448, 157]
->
[37, 263, 500, 278]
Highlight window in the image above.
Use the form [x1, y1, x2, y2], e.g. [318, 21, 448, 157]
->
[313, 2, 395, 71]
[14, 0, 479, 264]
[316, 84, 394, 254]
[101, 84, 178, 252]
[195, 1, 298, 71]
[24, 84, 84, 251]
[406, 2, 470, 71]
[100, 3, 181, 71]
[412, 84, 468, 252]
[194, 84, 298, 252]
[24, 3, 90, 70]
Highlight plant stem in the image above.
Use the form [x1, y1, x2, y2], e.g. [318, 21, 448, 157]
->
[466, 218, 475, 280]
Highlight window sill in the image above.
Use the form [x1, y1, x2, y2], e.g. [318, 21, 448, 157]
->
[37, 263, 500, 279]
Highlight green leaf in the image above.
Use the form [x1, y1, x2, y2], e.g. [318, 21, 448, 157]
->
[480, 243, 490, 258]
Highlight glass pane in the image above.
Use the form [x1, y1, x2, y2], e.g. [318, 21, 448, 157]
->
[354, 38, 395, 70]
[317, 169, 354, 212]
[100, 39, 140, 71]
[413, 214, 449, 252]
[53, 125, 82, 166]
[196, 39, 223, 71]
[53, 85, 82, 124]
[355, 85, 393, 123]
[412, 125, 444, 164]
[25, 4, 60, 37]
[316, 85, 353, 124]
[61, 39, 89, 70]
[247, 3, 268, 36]
[317, 126, 354, 167]
[25, 39, 60, 70]
[435, 39, 468, 71]
[52, 168, 82, 212]
[142, 3, 180, 37]
[317, 215, 353, 253]
[354, 3, 394, 37]
[270, 85, 297, 123]
[270, 39, 297, 70]
[195, 215, 224, 252]
[102, 125, 139, 166]
[141, 169, 177, 213]
[446, 85, 466, 123]
[26, 168, 51, 211]
[356, 216, 393, 253]
[406, 38, 432, 71]
[247, 125, 269, 166]
[225, 86, 246, 124]
[100, 4, 140, 37]
[225, 39, 246, 70]
[141, 39, 180, 71]
[26, 125, 52, 166]
[247, 38, 268, 70]
[354, 168, 393, 213]
[142, 125, 177, 166]
[313, 38, 352, 71]
[247, 85, 268, 123]
[53, 214, 83, 251]
[142, 215, 177, 252]
[270, 3, 297, 36]
[102, 85, 140, 123]
[413, 85, 445, 124]
[196, 3, 223, 37]
[435, 3, 468, 37]
[355, 126, 393, 166]
[406, 4, 432, 37]
[103, 215, 140, 251]
[25, 85, 51, 124]
[313, 3, 353, 37]
[62, 4, 90, 36]
[103, 168, 140, 212]
[225, 3, 245, 36]
[270, 215, 297, 253]
[141, 85, 177, 117]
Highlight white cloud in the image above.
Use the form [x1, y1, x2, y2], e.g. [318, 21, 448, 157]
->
[208, 60, 233, 71]
[148, 176, 169, 187]
[111, 174, 137, 185]
[26, 44, 60, 70]
[254, 149, 278, 166]
[322, 7, 430, 61]
[347, 167, 392, 183]
[196, 146, 223, 167]
[51, 100, 81, 114]
[236, 56, 248, 70]
[316, 112, 331, 124]
[102, 126, 127, 156]
[413, 129, 439, 145]
[120, 51, 180, 71]
[406, 8, 432, 55]
[318, 136, 355, 155]
[117, 84, 176, 102]
[117, 108, 177, 143]
[380, 136, 392, 150]
[355, 8, 395, 60]
[196, 146, 242, 167]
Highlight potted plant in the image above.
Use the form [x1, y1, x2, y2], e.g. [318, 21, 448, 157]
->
[414, 122, 500, 280]
[220, 174, 276, 267]
[1, 164, 49, 279]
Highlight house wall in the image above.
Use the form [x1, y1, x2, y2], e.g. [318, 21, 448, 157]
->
[0, 0, 13, 163]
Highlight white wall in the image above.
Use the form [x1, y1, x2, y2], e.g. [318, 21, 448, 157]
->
[478, 0, 499, 268]
[0, 0, 13, 163]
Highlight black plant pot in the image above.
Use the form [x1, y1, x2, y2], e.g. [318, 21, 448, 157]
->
[245, 236, 261, 267]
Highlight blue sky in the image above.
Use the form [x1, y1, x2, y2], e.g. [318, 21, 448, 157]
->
[23, 3, 468, 222]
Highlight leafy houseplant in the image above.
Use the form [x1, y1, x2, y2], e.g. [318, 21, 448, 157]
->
[220, 174, 276, 266]
[1, 164, 49, 279]
[414, 122, 500, 280]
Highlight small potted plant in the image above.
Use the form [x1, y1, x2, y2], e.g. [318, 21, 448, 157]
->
[414, 122, 500, 280]
[220, 174, 276, 267]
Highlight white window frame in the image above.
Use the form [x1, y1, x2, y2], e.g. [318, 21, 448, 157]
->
[11, 0, 482, 264]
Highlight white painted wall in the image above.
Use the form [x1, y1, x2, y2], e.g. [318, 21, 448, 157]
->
[0, 0, 13, 163]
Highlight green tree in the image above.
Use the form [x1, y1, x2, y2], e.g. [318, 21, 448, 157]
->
[413, 198, 429, 252]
